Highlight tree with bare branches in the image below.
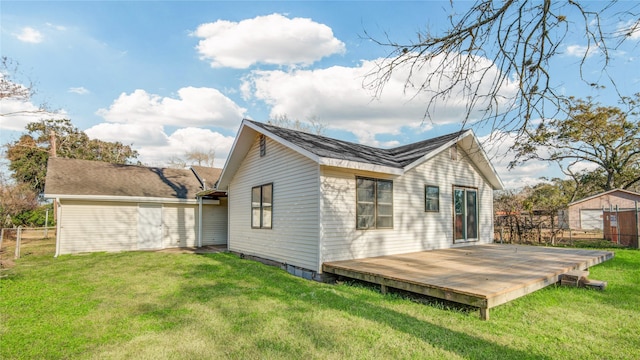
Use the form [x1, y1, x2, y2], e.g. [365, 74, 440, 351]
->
[0, 56, 48, 118]
[366, 1, 639, 138]
[267, 114, 327, 135]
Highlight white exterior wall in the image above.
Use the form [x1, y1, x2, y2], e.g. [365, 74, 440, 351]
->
[320, 147, 494, 263]
[58, 200, 138, 254]
[162, 204, 198, 248]
[57, 200, 205, 254]
[202, 199, 228, 245]
[228, 136, 320, 271]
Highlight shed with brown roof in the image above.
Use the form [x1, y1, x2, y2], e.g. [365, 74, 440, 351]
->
[44, 158, 227, 255]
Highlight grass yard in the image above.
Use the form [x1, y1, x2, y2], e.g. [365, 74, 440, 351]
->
[1, 247, 639, 359]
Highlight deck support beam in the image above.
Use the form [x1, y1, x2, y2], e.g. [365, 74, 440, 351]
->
[480, 307, 489, 320]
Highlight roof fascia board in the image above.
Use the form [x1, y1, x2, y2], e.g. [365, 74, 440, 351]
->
[463, 131, 505, 190]
[216, 120, 256, 189]
[403, 129, 504, 190]
[568, 188, 640, 206]
[402, 131, 471, 172]
[217, 120, 323, 189]
[190, 167, 206, 189]
[44, 194, 200, 204]
[319, 157, 403, 175]
[243, 121, 321, 163]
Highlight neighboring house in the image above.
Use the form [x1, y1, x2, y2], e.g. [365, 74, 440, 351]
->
[216, 119, 504, 276]
[565, 189, 640, 230]
[44, 158, 227, 256]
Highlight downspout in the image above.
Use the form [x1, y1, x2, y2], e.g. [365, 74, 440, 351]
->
[54, 198, 62, 257]
[198, 196, 203, 248]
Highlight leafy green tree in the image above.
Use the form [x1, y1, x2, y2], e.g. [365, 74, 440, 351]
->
[512, 95, 640, 192]
[5, 119, 139, 193]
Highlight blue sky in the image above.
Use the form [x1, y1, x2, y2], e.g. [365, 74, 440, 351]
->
[2, 1, 639, 188]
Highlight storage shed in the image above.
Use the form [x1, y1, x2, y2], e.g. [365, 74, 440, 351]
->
[566, 189, 640, 230]
[44, 158, 227, 255]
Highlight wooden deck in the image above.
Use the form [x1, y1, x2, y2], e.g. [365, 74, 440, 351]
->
[322, 244, 614, 320]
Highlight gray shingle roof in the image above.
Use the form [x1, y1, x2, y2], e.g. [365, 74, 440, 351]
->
[45, 157, 221, 199]
[246, 119, 464, 168]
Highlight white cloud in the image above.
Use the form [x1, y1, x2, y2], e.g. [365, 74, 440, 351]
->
[565, 44, 599, 58]
[617, 19, 640, 40]
[96, 87, 246, 129]
[84, 123, 168, 147]
[0, 100, 67, 132]
[86, 124, 235, 168]
[68, 87, 90, 95]
[15, 27, 43, 43]
[193, 13, 346, 69]
[46, 23, 67, 31]
[479, 131, 553, 190]
[243, 55, 517, 145]
[87, 86, 244, 167]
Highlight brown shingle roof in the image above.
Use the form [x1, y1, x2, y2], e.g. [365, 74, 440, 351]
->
[44, 158, 221, 199]
[191, 166, 222, 190]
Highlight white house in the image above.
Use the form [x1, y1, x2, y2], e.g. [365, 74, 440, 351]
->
[44, 158, 227, 256]
[216, 119, 504, 277]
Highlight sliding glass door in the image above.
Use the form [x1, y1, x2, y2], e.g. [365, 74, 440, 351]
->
[454, 187, 478, 242]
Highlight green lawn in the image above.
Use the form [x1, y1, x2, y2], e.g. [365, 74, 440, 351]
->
[1, 247, 638, 359]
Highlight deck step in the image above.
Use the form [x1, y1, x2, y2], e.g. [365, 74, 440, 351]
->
[583, 279, 608, 290]
[560, 270, 589, 287]
[560, 270, 606, 290]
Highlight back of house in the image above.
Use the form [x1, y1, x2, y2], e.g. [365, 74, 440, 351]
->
[217, 119, 504, 276]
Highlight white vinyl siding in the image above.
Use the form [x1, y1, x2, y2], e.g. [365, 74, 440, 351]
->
[57, 200, 206, 254]
[228, 135, 320, 271]
[202, 200, 228, 245]
[320, 147, 494, 263]
[58, 200, 138, 254]
[162, 204, 198, 248]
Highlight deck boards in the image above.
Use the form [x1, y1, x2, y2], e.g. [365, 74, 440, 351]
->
[322, 244, 614, 319]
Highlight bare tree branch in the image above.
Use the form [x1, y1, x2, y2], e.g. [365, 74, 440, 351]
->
[364, 1, 639, 140]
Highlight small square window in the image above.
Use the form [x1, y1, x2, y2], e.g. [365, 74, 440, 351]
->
[425, 185, 439, 212]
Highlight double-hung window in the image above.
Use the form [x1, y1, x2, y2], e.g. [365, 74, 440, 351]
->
[252, 183, 272, 229]
[356, 177, 393, 229]
[425, 185, 439, 212]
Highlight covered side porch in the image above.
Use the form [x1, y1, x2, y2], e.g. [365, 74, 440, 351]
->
[322, 244, 614, 320]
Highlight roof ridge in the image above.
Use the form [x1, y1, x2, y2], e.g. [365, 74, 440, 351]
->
[245, 119, 471, 168]
[244, 119, 388, 152]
